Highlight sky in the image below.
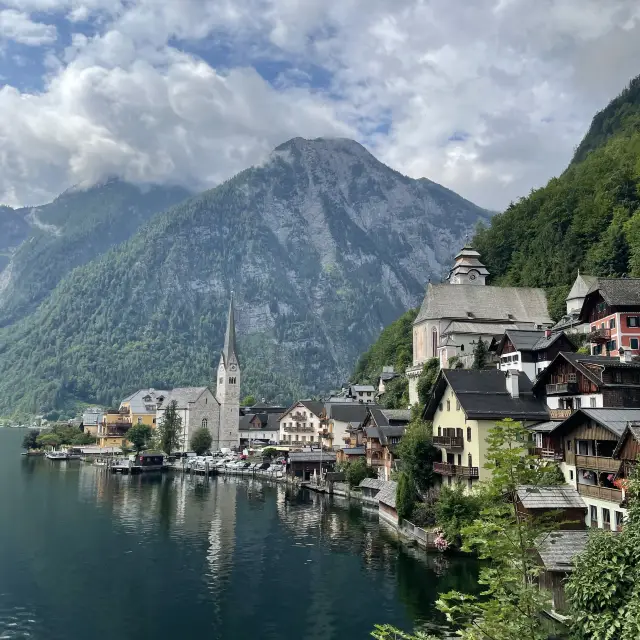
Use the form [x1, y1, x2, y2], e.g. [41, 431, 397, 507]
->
[0, 0, 639, 210]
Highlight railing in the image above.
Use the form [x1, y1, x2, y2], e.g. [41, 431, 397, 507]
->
[368, 458, 384, 467]
[588, 328, 611, 344]
[433, 435, 464, 448]
[549, 408, 573, 420]
[546, 382, 579, 395]
[577, 484, 622, 503]
[290, 412, 307, 422]
[534, 448, 564, 461]
[575, 455, 621, 473]
[433, 462, 479, 478]
[283, 425, 314, 432]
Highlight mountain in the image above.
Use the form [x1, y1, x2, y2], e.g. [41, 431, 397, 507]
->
[0, 181, 190, 327]
[474, 75, 640, 320]
[0, 137, 491, 417]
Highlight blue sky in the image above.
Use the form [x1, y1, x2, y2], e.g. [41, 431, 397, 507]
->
[0, 0, 639, 209]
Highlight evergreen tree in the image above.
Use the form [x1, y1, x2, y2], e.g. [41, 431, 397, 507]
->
[396, 471, 416, 521]
[22, 429, 40, 450]
[471, 339, 488, 369]
[157, 400, 182, 455]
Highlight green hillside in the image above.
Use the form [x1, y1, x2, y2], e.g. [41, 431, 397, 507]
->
[474, 75, 640, 320]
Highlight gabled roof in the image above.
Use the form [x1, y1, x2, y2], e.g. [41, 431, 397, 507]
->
[492, 330, 571, 355]
[367, 407, 412, 428]
[325, 402, 372, 423]
[567, 274, 598, 302]
[157, 387, 214, 409]
[585, 278, 640, 308]
[517, 485, 586, 510]
[613, 424, 640, 458]
[120, 389, 169, 414]
[288, 451, 337, 462]
[377, 481, 398, 509]
[281, 400, 325, 419]
[423, 369, 549, 421]
[239, 414, 253, 430]
[359, 478, 388, 491]
[536, 531, 590, 572]
[415, 282, 552, 325]
[552, 408, 640, 439]
[528, 421, 560, 433]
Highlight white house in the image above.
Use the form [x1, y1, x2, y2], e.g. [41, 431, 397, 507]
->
[279, 400, 325, 447]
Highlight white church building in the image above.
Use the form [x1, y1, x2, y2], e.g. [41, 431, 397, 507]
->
[406, 245, 553, 404]
[156, 295, 241, 452]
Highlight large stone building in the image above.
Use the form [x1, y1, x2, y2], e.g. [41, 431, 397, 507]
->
[406, 245, 552, 404]
[156, 295, 241, 452]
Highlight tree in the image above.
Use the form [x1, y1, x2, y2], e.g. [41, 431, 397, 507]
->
[262, 447, 277, 459]
[436, 419, 556, 640]
[241, 395, 257, 406]
[127, 423, 152, 453]
[381, 376, 409, 410]
[396, 413, 438, 493]
[396, 471, 416, 521]
[566, 466, 640, 639]
[157, 400, 182, 455]
[434, 484, 483, 542]
[343, 458, 376, 488]
[71, 431, 96, 445]
[190, 427, 213, 455]
[416, 358, 439, 407]
[37, 433, 61, 448]
[471, 338, 488, 369]
[22, 429, 40, 450]
[371, 625, 437, 640]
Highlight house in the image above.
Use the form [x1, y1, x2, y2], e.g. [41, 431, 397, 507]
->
[423, 369, 549, 490]
[156, 387, 222, 453]
[547, 408, 640, 530]
[490, 329, 575, 382]
[551, 273, 598, 334]
[239, 412, 280, 447]
[613, 424, 640, 497]
[133, 451, 165, 467]
[322, 402, 373, 451]
[119, 389, 168, 428]
[362, 408, 412, 480]
[287, 451, 336, 481]
[347, 384, 376, 403]
[535, 530, 590, 612]
[97, 409, 131, 448]
[336, 446, 366, 464]
[279, 400, 325, 448]
[378, 366, 400, 395]
[578, 277, 640, 357]
[81, 407, 103, 437]
[532, 352, 640, 418]
[359, 478, 389, 505]
[406, 244, 553, 403]
[515, 485, 587, 530]
[376, 480, 399, 525]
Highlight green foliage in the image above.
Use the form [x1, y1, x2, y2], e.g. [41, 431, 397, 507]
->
[537, 463, 566, 486]
[474, 76, 640, 319]
[22, 429, 40, 450]
[353, 309, 418, 384]
[447, 356, 463, 369]
[371, 624, 438, 640]
[157, 400, 182, 455]
[410, 491, 439, 528]
[566, 466, 640, 639]
[416, 358, 439, 407]
[342, 458, 377, 488]
[190, 427, 213, 455]
[396, 471, 416, 521]
[71, 431, 96, 445]
[436, 419, 556, 640]
[396, 416, 438, 493]
[434, 484, 483, 541]
[241, 395, 257, 406]
[37, 433, 61, 448]
[381, 376, 409, 410]
[262, 447, 277, 459]
[127, 423, 152, 453]
[471, 339, 487, 369]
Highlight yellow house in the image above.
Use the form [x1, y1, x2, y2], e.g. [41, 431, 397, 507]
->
[97, 409, 131, 448]
[423, 368, 549, 491]
[119, 389, 168, 428]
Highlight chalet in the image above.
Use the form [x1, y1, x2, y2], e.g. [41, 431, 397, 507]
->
[423, 369, 549, 491]
[336, 446, 366, 464]
[239, 412, 280, 447]
[490, 329, 575, 382]
[346, 384, 376, 403]
[578, 278, 640, 357]
[613, 424, 640, 502]
[532, 352, 640, 418]
[323, 402, 372, 451]
[287, 451, 336, 481]
[515, 485, 587, 530]
[548, 408, 640, 530]
[362, 408, 411, 481]
[278, 400, 325, 448]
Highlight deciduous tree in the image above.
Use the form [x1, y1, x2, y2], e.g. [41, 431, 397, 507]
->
[190, 427, 213, 456]
[22, 429, 40, 450]
[396, 413, 438, 493]
[127, 423, 152, 453]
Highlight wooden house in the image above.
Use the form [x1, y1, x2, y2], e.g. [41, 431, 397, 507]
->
[515, 485, 587, 530]
[287, 451, 336, 481]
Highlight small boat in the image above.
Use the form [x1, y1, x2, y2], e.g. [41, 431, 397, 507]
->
[45, 451, 70, 460]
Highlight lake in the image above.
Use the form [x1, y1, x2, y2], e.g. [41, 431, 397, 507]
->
[0, 428, 479, 639]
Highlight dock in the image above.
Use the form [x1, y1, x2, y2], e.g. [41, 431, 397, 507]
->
[110, 463, 166, 475]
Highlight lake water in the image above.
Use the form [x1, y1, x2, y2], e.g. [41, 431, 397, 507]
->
[0, 428, 478, 639]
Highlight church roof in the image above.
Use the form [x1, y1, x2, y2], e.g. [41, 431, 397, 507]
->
[157, 387, 216, 409]
[566, 273, 598, 301]
[415, 283, 552, 325]
[447, 245, 490, 279]
[222, 293, 239, 367]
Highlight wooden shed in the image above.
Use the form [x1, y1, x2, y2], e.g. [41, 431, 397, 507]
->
[516, 485, 587, 530]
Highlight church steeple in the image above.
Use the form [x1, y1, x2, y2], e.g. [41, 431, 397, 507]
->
[222, 292, 239, 367]
[446, 244, 490, 285]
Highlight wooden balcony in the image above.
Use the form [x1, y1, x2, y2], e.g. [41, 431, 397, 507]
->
[575, 455, 621, 473]
[284, 425, 314, 433]
[577, 484, 622, 503]
[434, 462, 455, 476]
[368, 458, 384, 467]
[534, 448, 564, 461]
[433, 435, 464, 449]
[546, 382, 579, 395]
[433, 462, 479, 478]
[588, 328, 611, 344]
[549, 408, 573, 420]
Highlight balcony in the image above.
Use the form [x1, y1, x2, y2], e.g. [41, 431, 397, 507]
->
[290, 412, 307, 422]
[588, 328, 611, 344]
[577, 484, 622, 503]
[549, 408, 573, 420]
[433, 435, 464, 449]
[546, 382, 579, 395]
[575, 455, 621, 473]
[284, 424, 314, 433]
[534, 448, 564, 461]
[433, 462, 479, 478]
[369, 458, 384, 467]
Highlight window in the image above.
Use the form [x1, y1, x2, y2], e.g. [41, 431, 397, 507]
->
[602, 508, 611, 529]
[457, 454, 462, 465]
[229, 377, 236, 384]
[590, 505, 598, 527]
[439, 403, 443, 412]
[574, 397, 581, 409]
[631, 338, 639, 350]
[613, 371, 622, 383]
[467, 427, 471, 442]
[590, 397, 597, 408]
[569, 470, 574, 481]
[567, 440, 572, 452]
[310, 436, 314, 443]
[460, 344, 464, 352]
[137, 416, 142, 424]
[609, 317, 616, 329]
[615, 511, 624, 530]
[202, 418, 208, 429]
[219, 377, 223, 384]
[468, 453, 472, 467]
[535, 433, 543, 448]
[432, 329, 438, 357]
[302, 436, 306, 442]
[456, 400, 461, 411]
[593, 344, 602, 355]
[446, 400, 451, 411]
[628, 316, 639, 328]
[438, 427, 442, 436]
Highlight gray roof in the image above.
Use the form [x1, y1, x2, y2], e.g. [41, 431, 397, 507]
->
[445, 321, 525, 336]
[517, 485, 586, 510]
[283, 400, 325, 419]
[567, 274, 598, 302]
[120, 389, 169, 414]
[222, 294, 239, 367]
[352, 384, 376, 392]
[415, 282, 552, 325]
[325, 402, 372, 423]
[613, 424, 640, 458]
[288, 452, 337, 463]
[157, 387, 211, 409]
[536, 531, 590, 572]
[555, 408, 640, 438]
[529, 421, 560, 433]
[239, 414, 253, 430]
[585, 278, 640, 307]
[359, 478, 388, 491]
[551, 312, 583, 332]
[341, 447, 365, 455]
[379, 371, 399, 382]
[376, 481, 398, 509]
[380, 409, 412, 422]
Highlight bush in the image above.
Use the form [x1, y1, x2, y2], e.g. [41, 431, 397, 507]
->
[343, 458, 376, 488]
[411, 502, 436, 528]
[434, 484, 483, 541]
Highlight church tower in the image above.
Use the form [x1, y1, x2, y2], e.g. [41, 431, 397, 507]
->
[216, 294, 240, 449]
[446, 244, 490, 285]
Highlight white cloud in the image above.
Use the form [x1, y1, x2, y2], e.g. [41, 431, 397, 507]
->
[0, 0, 640, 209]
[0, 9, 57, 46]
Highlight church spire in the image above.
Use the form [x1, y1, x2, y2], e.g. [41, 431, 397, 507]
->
[223, 292, 238, 366]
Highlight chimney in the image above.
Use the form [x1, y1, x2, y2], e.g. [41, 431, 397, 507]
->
[505, 369, 520, 399]
[544, 329, 551, 338]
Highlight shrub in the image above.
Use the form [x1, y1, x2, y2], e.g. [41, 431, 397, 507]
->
[434, 484, 483, 541]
